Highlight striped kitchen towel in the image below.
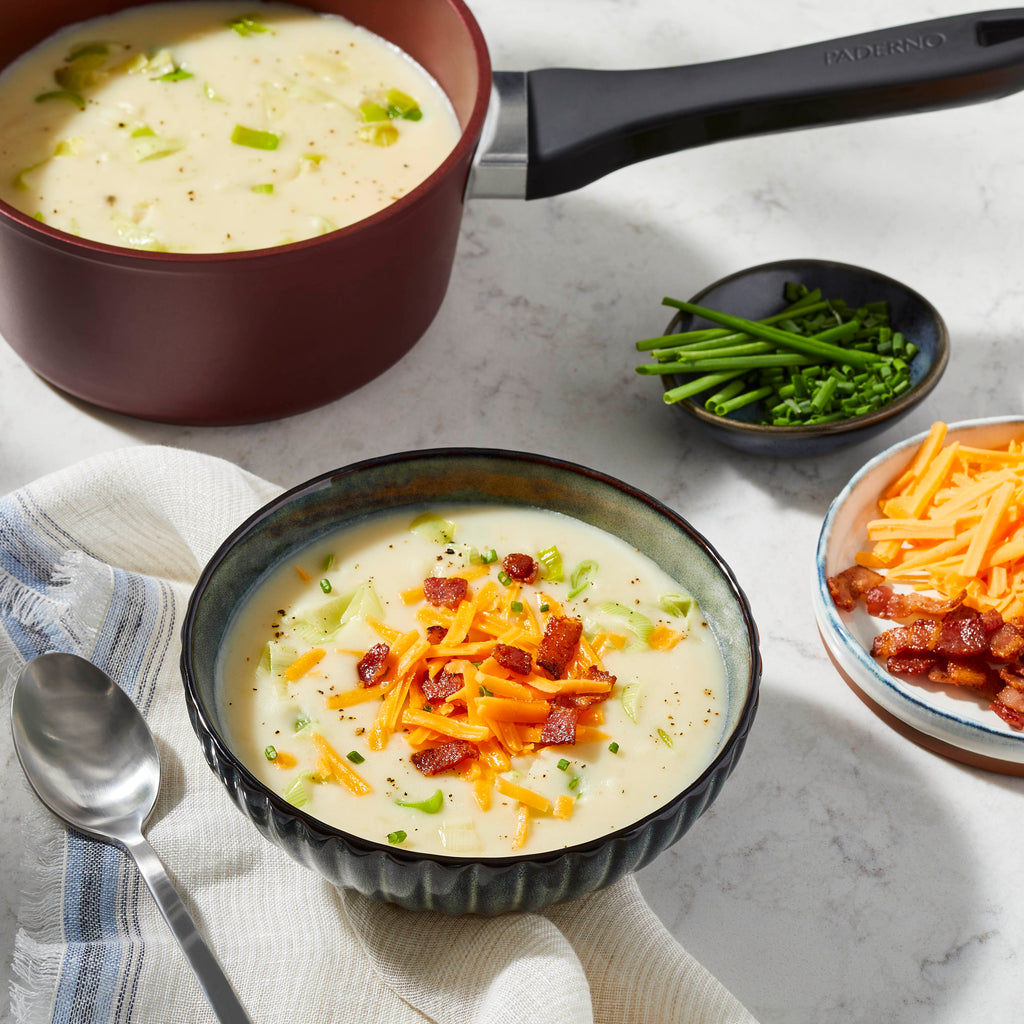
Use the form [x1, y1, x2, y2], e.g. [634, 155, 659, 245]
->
[0, 446, 756, 1024]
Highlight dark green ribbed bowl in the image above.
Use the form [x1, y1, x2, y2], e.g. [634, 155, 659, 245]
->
[181, 448, 761, 915]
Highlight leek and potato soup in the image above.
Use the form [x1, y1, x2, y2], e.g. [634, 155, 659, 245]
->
[218, 505, 729, 857]
[0, 1, 461, 251]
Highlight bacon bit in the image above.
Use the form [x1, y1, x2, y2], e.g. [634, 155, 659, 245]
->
[832, 563, 1024, 729]
[411, 740, 478, 776]
[502, 553, 538, 583]
[827, 565, 885, 611]
[422, 667, 464, 705]
[423, 576, 468, 609]
[935, 616, 989, 659]
[357, 642, 390, 686]
[992, 699, 1024, 729]
[426, 624, 448, 644]
[536, 615, 583, 679]
[539, 704, 579, 746]
[989, 622, 1024, 662]
[864, 584, 966, 620]
[492, 643, 532, 676]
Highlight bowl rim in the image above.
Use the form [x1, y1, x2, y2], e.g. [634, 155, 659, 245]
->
[181, 445, 763, 867]
[812, 416, 1024, 762]
[0, 0, 493, 265]
[662, 258, 950, 439]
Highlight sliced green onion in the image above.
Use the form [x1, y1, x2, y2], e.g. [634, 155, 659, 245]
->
[358, 100, 390, 122]
[203, 81, 225, 101]
[157, 66, 193, 81]
[657, 728, 674, 748]
[620, 681, 641, 723]
[597, 601, 653, 644]
[568, 560, 598, 600]
[608, 741, 620, 754]
[283, 776, 309, 807]
[539, 603, 550, 613]
[231, 124, 280, 150]
[557, 758, 570, 771]
[395, 788, 444, 814]
[319, 578, 332, 594]
[34, 89, 85, 110]
[323, 554, 334, 570]
[358, 122, 399, 146]
[346, 750, 365, 764]
[264, 745, 278, 761]
[228, 13, 269, 35]
[294, 715, 312, 733]
[536, 545, 564, 582]
[497, 571, 512, 587]
[659, 592, 694, 617]
[386, 88, 422, 120]
[478, 684, 492, 697]
[129, 134, 184, 161]
[251, 182, 274, 194]
[568, 776, 581, 790]
[387, 830, 407, 845]
[510, 600, 524, 613]
[480, 548, 498, 564]
[409, 512, 455, 544]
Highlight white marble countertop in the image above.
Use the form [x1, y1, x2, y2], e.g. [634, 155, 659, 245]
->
[3, 0, 1024, 1020]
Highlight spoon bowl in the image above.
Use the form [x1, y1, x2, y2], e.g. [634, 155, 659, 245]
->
[12, 652, 159, 842]
[11, 652, 252, 1024]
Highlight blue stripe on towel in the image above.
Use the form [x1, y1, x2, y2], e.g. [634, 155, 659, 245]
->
[1, 489, 175, 1023]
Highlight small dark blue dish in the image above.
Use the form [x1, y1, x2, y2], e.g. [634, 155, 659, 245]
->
[659, 259, 949, 458]
[180, 448, 761, 915]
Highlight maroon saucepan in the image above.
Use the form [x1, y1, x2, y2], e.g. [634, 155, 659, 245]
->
[2, 1, 1023, 424]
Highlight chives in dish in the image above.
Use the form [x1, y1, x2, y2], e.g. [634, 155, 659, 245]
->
[635, 283, 918, 425]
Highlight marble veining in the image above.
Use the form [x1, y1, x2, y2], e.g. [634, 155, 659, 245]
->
[4, 0, 1024, 1020]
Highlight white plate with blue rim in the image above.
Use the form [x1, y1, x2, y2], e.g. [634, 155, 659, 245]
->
[812, 416, 1024, 776]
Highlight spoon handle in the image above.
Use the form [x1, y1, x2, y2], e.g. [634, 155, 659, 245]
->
[122, 832, 254, 1024]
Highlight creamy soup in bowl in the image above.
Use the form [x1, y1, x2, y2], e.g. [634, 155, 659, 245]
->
[0, 0, 460, 251]
[218, 504, 728, 857]
[181, 450, 761, 914]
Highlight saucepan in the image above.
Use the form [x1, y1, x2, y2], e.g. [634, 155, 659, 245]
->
[1, 1, 1023, 424]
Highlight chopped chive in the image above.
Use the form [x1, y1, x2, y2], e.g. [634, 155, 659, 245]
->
[387, 830, 407, 845]
[346, 750, 365, 764]
[557, 758, 570, 771]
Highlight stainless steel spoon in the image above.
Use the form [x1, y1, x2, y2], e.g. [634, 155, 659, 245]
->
[11, 652, 253, 1024]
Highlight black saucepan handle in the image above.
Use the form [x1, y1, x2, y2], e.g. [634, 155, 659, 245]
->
[525, 10, 1024, 198]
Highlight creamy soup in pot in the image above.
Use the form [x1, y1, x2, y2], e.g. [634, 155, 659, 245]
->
[0, 1, 461, 252]
[217, 505, 730, 858]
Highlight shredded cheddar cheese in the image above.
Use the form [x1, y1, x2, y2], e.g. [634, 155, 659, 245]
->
[856, 421, 1024, 618]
